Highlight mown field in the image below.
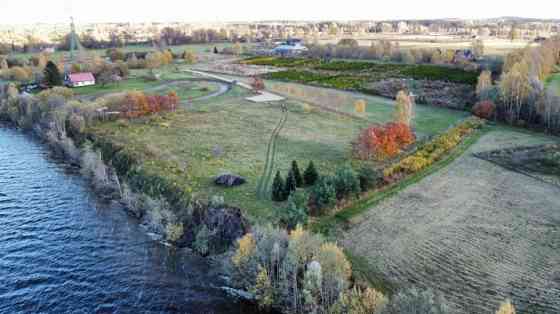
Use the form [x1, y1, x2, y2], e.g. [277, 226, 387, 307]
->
[88, 84, 468, 222]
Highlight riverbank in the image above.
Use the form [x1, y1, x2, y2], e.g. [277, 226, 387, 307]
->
[0, 126, 252, 313]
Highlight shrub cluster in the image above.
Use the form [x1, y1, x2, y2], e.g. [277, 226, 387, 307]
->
[119, 91, 179, 118]
[472, 100, 496, 120]
[272, 160, 315, 202]
[309, 165, 360, 216]
[384, 117, 485, 179]
[353, 122, 416, 161]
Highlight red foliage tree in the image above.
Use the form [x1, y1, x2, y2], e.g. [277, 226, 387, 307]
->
[250, 76, 265, 93]
[353, 123, 415, 161]
[472, 100, 495, 120]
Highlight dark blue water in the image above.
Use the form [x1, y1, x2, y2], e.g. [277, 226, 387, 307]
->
[0, 127, 242, 314]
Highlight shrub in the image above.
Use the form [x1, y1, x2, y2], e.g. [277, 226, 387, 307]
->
[303, 161, 319, 186]
[496, 299, 516, 314]
[279, 191, 309, 229]
[358, 166, 382, 192]
[333, 165, 360, 201]
[334, 286, 387, 314]
[291, 160, 304, 187]
[194, 225, 211, 256]
[472, 100, 496, 120]
[310, 176, 337, 215]
[394, 90, 414, 126]
[353, 123, 415, 161]
[382, 288, 449, 314]
[165, 222, 184, 242]
[272, 171, 287, 202]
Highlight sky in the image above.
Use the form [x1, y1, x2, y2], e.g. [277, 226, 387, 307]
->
[0, 0, 558, 24]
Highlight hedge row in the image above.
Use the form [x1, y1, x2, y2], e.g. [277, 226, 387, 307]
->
[384, 117, 486, 179]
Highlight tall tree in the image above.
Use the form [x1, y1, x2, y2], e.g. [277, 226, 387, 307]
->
[285, 169, 297, 198]
[303, 161, 319, 186]
[291, 160, 303, 187]
[394, 90, 414, 126]
[44, 61, 62, 87]
[476, 70, 493, 100]
[271, 171, 286, 202]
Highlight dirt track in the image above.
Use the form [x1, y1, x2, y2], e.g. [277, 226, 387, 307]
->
[342, 129, 560, 314]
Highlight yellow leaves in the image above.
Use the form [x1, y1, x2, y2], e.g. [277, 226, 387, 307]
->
[394, 90, 414, 126]
[354, 99, 367, 114]
[232, 233, 256, 267]
[339, 286, 387, 314]
[496, 299, 516, 314]
[165, 222, 184, 242]
[253, 265, 274, 307]
[317, 242, 352, 282]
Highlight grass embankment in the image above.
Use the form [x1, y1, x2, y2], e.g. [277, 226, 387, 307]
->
[88, 85, 467, 223]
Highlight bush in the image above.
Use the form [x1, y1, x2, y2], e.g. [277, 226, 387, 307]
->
[472, 100, 496, 120]
[384, 117, 485, 179]
[303, 161, 319, 186]
[382, 288, 449, 314]
[333, 165, 360, 200]
[271, 171, 287, 202]
[353, 123, 415, 161]
[310, 176, 337, 215]
[358, 166, 382, 192]
[279, 190, 309, 229]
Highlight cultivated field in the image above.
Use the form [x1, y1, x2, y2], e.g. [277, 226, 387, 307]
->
[341, 128, 560, 314]
[318, 35, 536, 56]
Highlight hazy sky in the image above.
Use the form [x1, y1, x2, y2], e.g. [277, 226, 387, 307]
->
[0, 0, 558, 24]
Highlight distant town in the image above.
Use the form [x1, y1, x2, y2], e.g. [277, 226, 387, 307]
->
[1, 17, 559, 52]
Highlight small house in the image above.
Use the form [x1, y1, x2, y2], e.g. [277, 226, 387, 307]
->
[272, 39, 308, 57]
[65, 72, 96, 88]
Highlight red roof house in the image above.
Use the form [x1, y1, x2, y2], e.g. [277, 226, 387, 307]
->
[65, 72, 96, 88]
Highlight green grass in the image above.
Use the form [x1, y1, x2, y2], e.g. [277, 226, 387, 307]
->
[72, 77, 162, 96]
[546, 73, 560, 95]
[311, 125, 488, 235]
[88, 84, 467, 223]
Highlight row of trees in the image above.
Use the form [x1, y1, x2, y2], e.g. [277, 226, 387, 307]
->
[474, 36, 560, 132]
[305, 39, 483, 69]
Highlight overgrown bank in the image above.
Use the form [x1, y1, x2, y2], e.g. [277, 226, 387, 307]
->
[0, 86, 249, 254]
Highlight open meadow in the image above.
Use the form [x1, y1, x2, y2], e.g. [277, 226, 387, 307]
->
[86, 71, 468, 222]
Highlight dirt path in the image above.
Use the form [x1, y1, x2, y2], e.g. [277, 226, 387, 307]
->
[341, 129, 560, 314]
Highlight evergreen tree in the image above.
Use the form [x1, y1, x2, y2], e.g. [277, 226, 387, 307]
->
[285, 169, 297, 198]
[304, 161, 319, 186]
[44, 61, 62, 87]
[291, 160, 303, 187]
[271, 171, 286, 202]
[213, 46, 219, 54]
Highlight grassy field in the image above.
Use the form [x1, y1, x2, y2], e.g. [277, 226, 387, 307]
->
[9, 43, 249, 61]
[88, 82, 468, 223]
[546, 73, 560, 95]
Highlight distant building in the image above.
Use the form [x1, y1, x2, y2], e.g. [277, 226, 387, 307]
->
[65, 72, 96, 88]
[272, 39, 308, 56]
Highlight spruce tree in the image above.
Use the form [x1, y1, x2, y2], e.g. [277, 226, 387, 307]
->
[285, 169, 297, 199]
[271, 171, 286, 202]
[44, 61, 62, 87]
[291, 160, 303, 187]
[213, 46, 219, 54]
[304, 161, 319, 186]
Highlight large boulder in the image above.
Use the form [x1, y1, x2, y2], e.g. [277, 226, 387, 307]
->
[214, 173, 246, 187]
